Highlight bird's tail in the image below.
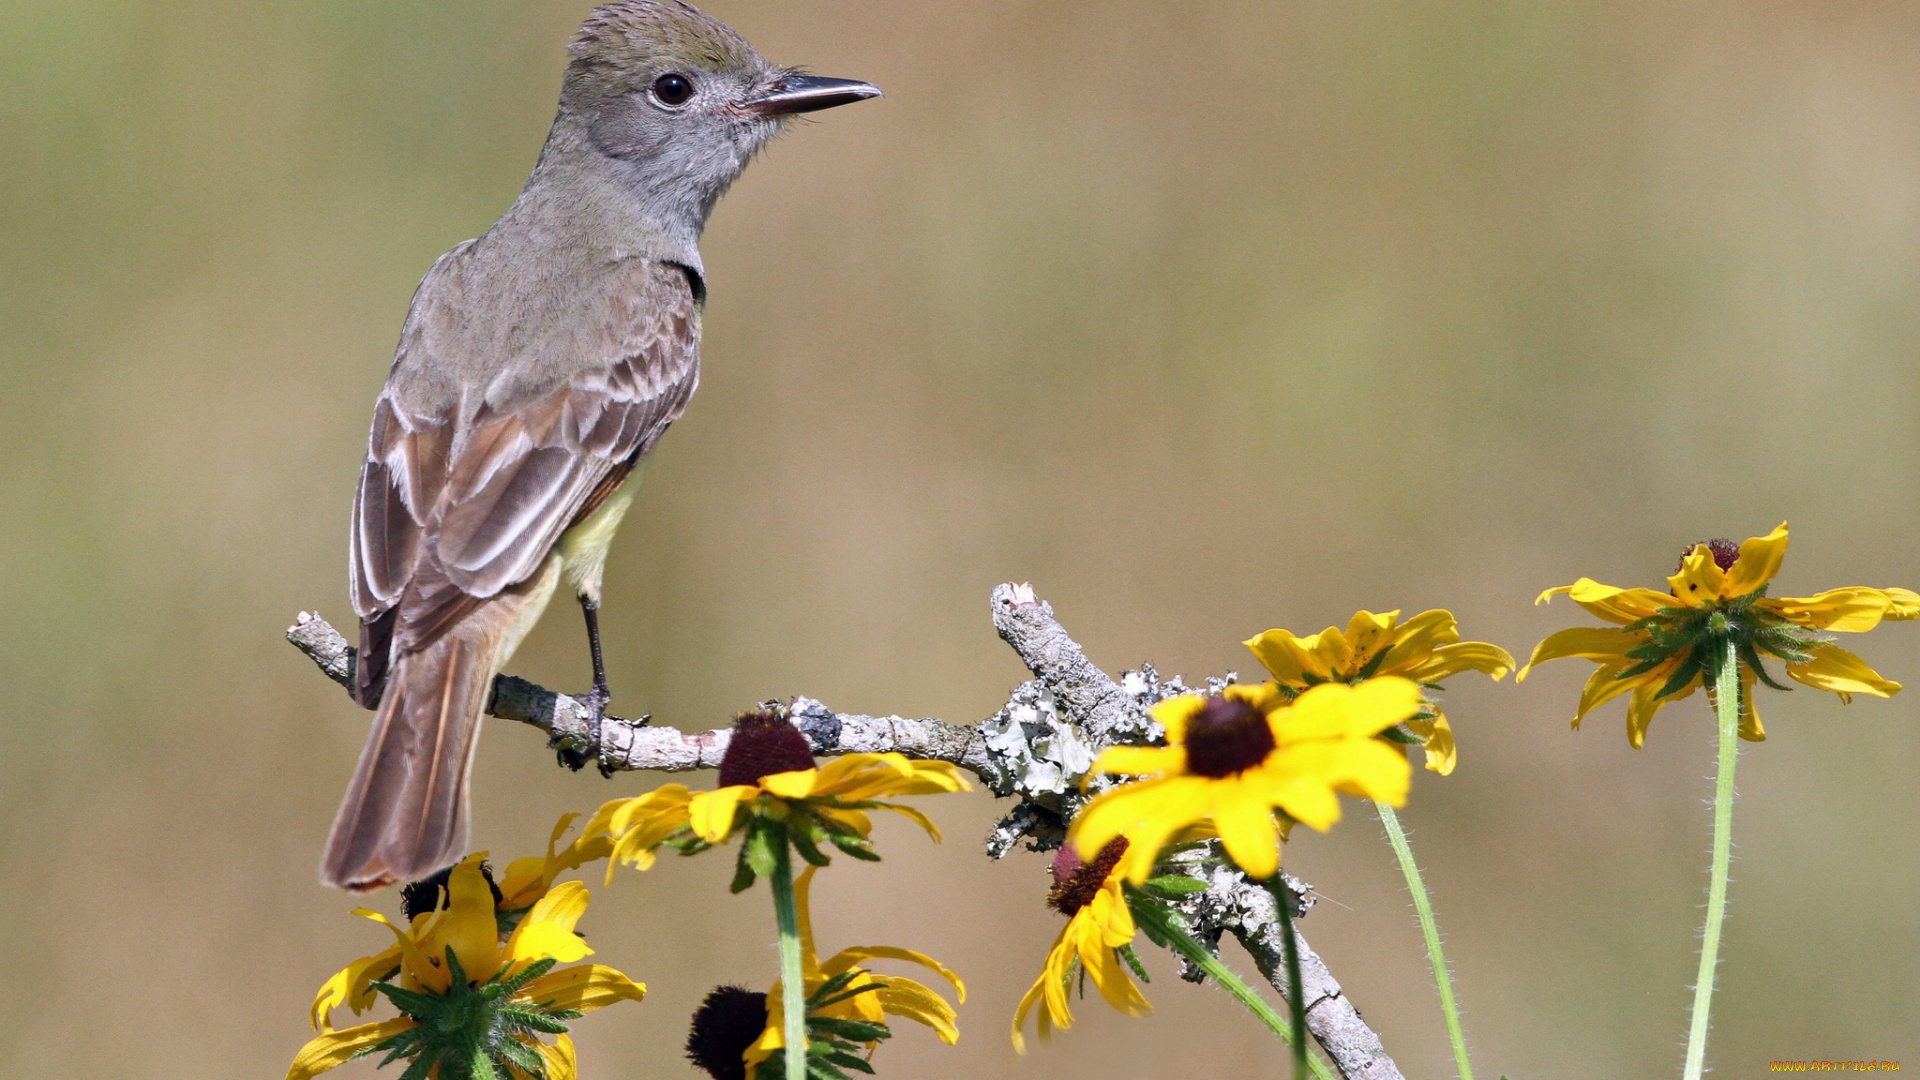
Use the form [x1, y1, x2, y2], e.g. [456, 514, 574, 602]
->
[320, 626, 498, 892]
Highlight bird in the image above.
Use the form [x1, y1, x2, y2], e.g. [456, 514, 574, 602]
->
[321, 0, 880, 891]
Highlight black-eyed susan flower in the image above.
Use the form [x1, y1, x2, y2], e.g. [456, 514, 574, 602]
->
[1069, 680, 1419, 882]
[290, 854, 644, 1080]
[1520, 522, 1919, 747]
[583, 709, 969, 883]
[307, 815, 612, 1034]
[736, 865, 964, 1078]
[1011, 836, 1150, 1053]
[1245, 609, 1514, 775]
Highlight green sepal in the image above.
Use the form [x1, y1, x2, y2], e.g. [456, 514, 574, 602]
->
[788, 819, 834, 867]
[821, 1050, 878, 1073]
[809, 1016, 892, 1043]
[730, 842, 759, 894]
[746, 818, 784, 879]
[826, 832, 882, 862]
[1117, 943, 1151, 983]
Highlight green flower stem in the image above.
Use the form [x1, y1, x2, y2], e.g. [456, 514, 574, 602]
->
[1683, 639, 1741, 1080]
[1269, 876, 1311, 1080]
[1128, 894, 1337, 1080]
[768, 829, 808, 1080]
[1376, 800, 1474, 1080]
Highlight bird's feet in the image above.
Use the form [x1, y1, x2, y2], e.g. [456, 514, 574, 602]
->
[553, 687, 647, 777]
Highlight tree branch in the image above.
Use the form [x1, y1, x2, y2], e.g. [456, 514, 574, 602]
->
[285, 611, 993, 778]
[285, 587, 1403, 1079]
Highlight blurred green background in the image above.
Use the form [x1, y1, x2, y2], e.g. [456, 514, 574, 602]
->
[4, 1, 1917, 1076]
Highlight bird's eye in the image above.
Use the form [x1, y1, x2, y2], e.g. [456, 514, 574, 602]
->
[650, 73, 694, 107]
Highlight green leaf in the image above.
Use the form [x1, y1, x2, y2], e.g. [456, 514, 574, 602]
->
[1143, 874, 1208, 896]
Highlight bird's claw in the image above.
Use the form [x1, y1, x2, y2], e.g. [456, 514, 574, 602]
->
[555, 687, 614, 773]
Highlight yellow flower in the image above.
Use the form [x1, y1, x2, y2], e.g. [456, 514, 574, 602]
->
[306, 815, 611, 1033]
[291, 855, 644, 1080]
[1245, 608, 1514, 775]
[1520, 523, 1919, 747]
[1011, 836, 1150, 1053]
[740, 866, 965, 1077]
[1069, 680, 1419, 882]
[584, 710, 968, 876]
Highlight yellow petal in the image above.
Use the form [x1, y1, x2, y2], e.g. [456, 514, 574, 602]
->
[519, 964, 647, 1014]
[1243, 627, 1339, 687]
[1787, 643, 1903, 699]
[1148, 694, 1206, 744]
[1209, 775, 1280, 880]
[1342, 610, 1404, 673]
[1519, 627, 1636, 680]
[871, 802, 944, 842]
[1667, 544, 1730, 605]
[1624, 678, 1672, 749]
[1724, 522, 1789, 597]
[309, 946, 401, 1032]
[813, 805, 874, 838]
[1407, 710, 1457, 776]
[1734, 667, 1766, 743]
[688, 786, 757, 843]
[792, 865, 823, 981]
[537, 1034, 577, 1080]
[1079, 933, 1151, 1018]
[1768, 588, 1901, 633]
[1324, 737, 1413, 806]
[1089, 745, 1184, 776]
[875, 979, 961, 1043]
[1070, 776, 1213, 883]
[1011, 925, 1074, 1053]
[1372, 609, 1458, 675]
[285, 1018, 415, 1080]
[353, 908, 443, 993]
[1279, 677, 1422, 742]
[826, 946, 966, 1003]
[1572, 663, 1644, 729]
[1408, 640, 1514, 683]
[1882, 588, 1920, 620]
[759, 768, 823, 799]
[436, 855, 504, 985]
[1540, 579, 1673, 624]
[507, 879, 595, 967]
[499, 813, 582, 909]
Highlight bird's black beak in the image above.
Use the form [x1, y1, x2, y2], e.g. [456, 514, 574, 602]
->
[744, 75, 882, 117]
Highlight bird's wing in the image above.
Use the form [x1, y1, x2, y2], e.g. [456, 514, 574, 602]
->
[350, 257, 700, 665]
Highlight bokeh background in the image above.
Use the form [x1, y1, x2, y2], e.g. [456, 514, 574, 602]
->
[5, 1, 1918, 1076]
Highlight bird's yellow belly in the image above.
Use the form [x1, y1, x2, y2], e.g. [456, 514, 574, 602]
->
[556, 462, 646, 604]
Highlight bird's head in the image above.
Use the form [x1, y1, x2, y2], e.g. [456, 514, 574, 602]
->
[560, 0, 879, 236]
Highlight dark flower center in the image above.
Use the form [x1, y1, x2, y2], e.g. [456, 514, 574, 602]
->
[1182, 694, 1277, 778]
[1677, 538, 1740, 574]
[401, 860, 503, 922]
[717, 708, 816, 788]
[1048, 837, 1129, 916]
[686, 985, 769, 1080]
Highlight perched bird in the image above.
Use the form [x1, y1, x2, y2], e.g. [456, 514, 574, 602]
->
[322, 0, 879, 891]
